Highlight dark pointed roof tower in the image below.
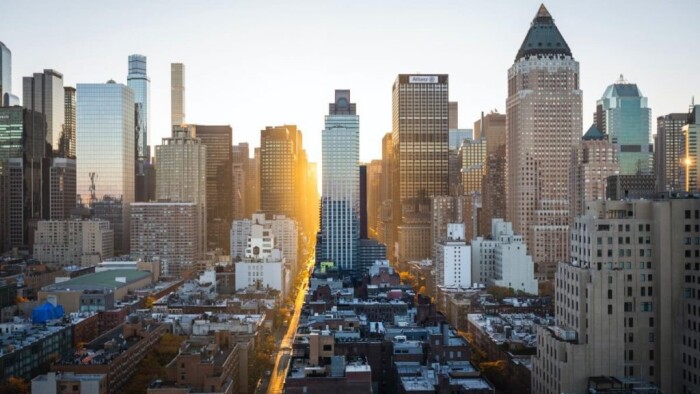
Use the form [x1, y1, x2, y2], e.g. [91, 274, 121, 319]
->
[582, 125, 606, 141]
[515, 4, 572, 61]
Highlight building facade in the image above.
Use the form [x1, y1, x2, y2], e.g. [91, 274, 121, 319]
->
[33, 219, 113, 266]
[459, 138, 486, 195]
[506, 5, 581, 278]
[193, 124, 233, 251]
[130, 202, 200, 276]
[321, 90, 360, 273]
[260, 125, 301, 218]
[0, 107, 48, 251]
[571, 125, 618, 219]
[171, 63, 185, 127]
[23, 69, 65, 155]
[683, 105, 700, 192]
[155, 125, 207, 253]
[471, 219, 538, 294]
[655, 113, 687, 192]
[435, 223, 471, 292]
[595, 77, 652, 175]
[532, 199, 700, 393]
[49, 157, 76, 220]
[127, 54, 150, 161]
[475, 112, 507, 238]
[62, 86, 76, 158]
[76, 81, 135, 253]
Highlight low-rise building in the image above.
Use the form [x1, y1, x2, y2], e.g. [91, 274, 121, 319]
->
[31, 372, 107, 394]
[39, 269, 154, 313]
[149, 336, 239, 394]
[52, 315, 167, 394]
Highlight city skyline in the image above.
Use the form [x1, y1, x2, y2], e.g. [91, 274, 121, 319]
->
[2, 0, 698, 165]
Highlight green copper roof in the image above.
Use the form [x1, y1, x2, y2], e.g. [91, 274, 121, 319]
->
[582, 125, 606, 141]
[515, 4, 572, 62]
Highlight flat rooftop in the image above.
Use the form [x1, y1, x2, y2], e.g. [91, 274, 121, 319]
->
[43, 270, 151, 292]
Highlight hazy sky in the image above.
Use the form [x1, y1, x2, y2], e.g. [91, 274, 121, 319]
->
[3, 0, 699, 164]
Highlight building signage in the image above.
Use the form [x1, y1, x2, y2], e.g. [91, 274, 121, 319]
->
[409, 75, 438, 84]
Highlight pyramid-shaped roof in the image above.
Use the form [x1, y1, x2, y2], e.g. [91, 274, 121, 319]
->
[515, 4, 572, 62]
[582, 125, 606, 141]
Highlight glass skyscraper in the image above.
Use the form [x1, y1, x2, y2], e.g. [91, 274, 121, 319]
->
[0, 41, 11, 101]
[595, 76, 652, 175]
[127, 54, 150, 160]
[0, 41, 19, 106]
[23, 69, 65, 154]
[76, 81, 135, 205]
[321, 90, 360, 273]
[76, 81, 135, 253]
[0, 107, 48, 251]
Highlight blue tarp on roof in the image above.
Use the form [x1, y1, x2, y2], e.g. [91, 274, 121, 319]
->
[32, 302, 64, 323]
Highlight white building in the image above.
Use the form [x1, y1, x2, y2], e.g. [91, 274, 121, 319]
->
[33, 220, 113, 266]
[471, 219, 538, 295]
[435, 223, 471, 291]
[234, 217, 288, 297]
[230, 213, 297, 268]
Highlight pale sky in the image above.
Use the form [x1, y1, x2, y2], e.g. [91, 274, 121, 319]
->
[2, 0, 699, 165]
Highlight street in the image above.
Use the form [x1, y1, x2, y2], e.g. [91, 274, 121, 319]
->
[266, 257, 313, 394]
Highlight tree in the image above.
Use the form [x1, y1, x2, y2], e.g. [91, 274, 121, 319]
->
[0, 377, 29, 394]
[143, 295, 156, 309]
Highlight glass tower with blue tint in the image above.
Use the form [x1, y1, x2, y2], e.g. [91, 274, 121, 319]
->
[127, 54, 150, 160]
[595, 76, 652, 175]
[321, 90, 360, 274]
[76, 81, 135, 252]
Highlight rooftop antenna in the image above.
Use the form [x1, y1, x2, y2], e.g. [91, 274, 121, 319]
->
[616, 74, 628, 84]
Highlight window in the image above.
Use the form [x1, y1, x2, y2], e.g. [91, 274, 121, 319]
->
[608, 305, 613, 315]
[649, 317, 654, 327]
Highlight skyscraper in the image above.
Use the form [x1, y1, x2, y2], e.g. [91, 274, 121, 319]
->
[194, 124, 233, 251]
[475, 111, 506, 238]
[49, 158, 76, 220]
[171, 63, 185, 127]
[570, 125, 618, 219]
[62, 87, 76, 158]
[392, 74, 449, 202]
[127, 54, 150, 160]
[155, 125, 207, 253]
[0, 107, 48, 251]
[0, 41, 18, 105]
[320, 90, 360, 273]
[232, 142, 250, 220]
[595, 76, 652, 175]
[260, 125, 301, 219]
[22, 69, 65, 153]
[655, 113, 687, 192]
[130, 202, 199, 276]
[458, 138, 486, 195]
[366, 159, 382, 237]
[392, 74, 449, 262]
[76, 81, 135, 253]
[532, 198, 700, 394]
[506, 5, 581, 278]
[683, 104, 700, 192]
